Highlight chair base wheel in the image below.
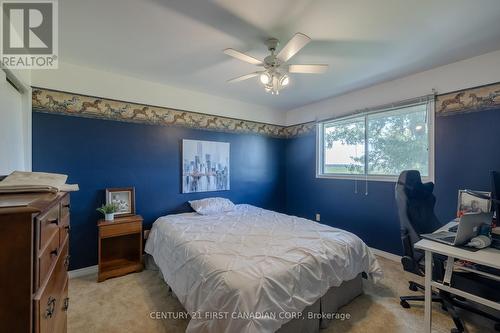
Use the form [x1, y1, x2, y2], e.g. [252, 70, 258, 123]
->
[408, 282, 419, 292]
[400, 300, 410, 309]
[451, 329, 463, 333]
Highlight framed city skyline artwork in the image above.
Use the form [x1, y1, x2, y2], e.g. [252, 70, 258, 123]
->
[182, 139, 230, 193]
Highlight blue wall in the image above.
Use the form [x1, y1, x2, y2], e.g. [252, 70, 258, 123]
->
[32, 112, 286, 269]
[285, 108, 500, 255]
[32, 107, 500, 268]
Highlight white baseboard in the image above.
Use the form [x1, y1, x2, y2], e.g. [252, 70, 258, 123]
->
[369, 247, 401, 263]
[68, 265, 98, 279]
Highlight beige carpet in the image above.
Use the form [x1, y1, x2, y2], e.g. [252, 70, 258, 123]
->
[68, 256, 496, 333]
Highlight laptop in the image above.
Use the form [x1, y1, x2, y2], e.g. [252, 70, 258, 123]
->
[421, 212, 493, 246]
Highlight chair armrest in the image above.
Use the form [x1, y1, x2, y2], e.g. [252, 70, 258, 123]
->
[401, 228, 414, 258]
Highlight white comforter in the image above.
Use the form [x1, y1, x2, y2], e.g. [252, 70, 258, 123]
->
[145, 205, 382, 333]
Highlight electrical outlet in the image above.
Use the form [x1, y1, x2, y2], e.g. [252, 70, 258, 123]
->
[315, 213, 321, 222]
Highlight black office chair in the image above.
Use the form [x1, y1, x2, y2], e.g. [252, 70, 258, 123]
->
[395, 170, 500, 333]
[395, 171, 445, 303]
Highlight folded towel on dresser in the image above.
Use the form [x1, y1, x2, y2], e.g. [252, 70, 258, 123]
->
[0, 171, 79, 193]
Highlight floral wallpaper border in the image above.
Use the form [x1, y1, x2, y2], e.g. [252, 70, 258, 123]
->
[32, 82, 500, 139]
[32, 88, 315, 138]
[436, 82, 500, 116]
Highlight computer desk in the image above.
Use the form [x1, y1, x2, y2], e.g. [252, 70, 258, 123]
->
[415, 222, 500, 333]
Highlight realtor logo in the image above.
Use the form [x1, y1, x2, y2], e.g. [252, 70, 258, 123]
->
[1, 0, 58, 69]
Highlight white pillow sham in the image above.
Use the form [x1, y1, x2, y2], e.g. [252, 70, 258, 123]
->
[189, 197, 235, 215]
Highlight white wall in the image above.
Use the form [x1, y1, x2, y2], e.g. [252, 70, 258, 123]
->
[31, 62, 285, 125]
[0, 68, 32, 174]
[285, 49, 500, 125]
[0, 71, 23, 174]
[0, 22, 32, 174]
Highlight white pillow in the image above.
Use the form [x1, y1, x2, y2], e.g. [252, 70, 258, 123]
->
[189, 197, 235, 215]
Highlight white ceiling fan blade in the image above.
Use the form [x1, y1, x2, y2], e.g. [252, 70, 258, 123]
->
[223, 48, 262, 65]
[277, 33, 311, 63]
[227, 72, 261, 83]
[288, 64, 329, 74]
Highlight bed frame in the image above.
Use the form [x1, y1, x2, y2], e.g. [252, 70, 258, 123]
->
[277, 274, 363, 333]
[145, 254, 363, 333]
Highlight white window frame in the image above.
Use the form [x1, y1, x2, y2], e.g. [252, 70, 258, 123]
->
[316, 97, 435, 183]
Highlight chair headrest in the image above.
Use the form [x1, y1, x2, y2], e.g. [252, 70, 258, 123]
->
[396, 170, 434, 197]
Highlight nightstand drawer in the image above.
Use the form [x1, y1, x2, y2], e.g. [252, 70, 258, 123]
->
[100, 222, 141, 238]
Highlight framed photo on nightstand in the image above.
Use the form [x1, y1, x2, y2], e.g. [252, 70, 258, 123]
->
[106, 187, 135, 217]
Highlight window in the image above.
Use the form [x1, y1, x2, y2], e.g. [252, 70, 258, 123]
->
[317, 99, 434, 182]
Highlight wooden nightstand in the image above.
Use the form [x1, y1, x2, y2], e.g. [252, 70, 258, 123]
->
[97, 215, 143, 282]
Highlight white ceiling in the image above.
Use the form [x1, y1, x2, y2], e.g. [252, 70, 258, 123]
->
[60, 0, 500, 112]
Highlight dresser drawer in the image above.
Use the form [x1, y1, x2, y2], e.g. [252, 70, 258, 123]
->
[53, 277, 69, 333]
[59, 194, 70, 247]
[38, 204, 60, 252]
[60, 194, 70, 220]
[38, 232, 60, 287]
[34, 239, 69, 333]
[59, 214, 70, 247]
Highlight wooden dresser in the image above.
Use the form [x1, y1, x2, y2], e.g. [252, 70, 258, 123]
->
[0, 192, 70, 333]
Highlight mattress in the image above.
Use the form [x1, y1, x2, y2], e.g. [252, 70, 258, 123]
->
[145, 204, 382, 333]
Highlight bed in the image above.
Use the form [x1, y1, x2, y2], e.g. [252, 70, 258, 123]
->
[145, 204, 382, 333]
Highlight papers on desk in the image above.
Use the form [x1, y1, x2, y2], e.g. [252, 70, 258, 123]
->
[454, 260, 500, 282]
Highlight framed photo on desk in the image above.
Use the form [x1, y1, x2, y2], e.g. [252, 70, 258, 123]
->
[457, 189, 491, 217]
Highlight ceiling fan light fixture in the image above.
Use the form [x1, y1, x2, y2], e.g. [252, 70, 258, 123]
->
[224, 32, 328, 96]
[280, 74, 290, 87]
[260, 72, 271, 85]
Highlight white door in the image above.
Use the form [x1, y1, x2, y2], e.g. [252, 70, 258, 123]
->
[0, 70, 24, 175]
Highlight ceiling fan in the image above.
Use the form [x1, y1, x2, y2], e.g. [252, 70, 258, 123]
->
[224, 33, 328, 95]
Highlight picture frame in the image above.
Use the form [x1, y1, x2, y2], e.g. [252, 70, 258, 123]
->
[182, 139, 230, 193]
[106, 187, 135, 217]
[457, 189, 491, 217]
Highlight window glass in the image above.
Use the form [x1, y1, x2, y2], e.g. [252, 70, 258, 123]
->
[367, 104, 429, 176]
[323, 117, 365, 174]
[317, 101, 432, 181]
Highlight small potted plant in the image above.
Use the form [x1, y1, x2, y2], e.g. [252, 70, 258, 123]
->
[97, 203, 118, 221]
